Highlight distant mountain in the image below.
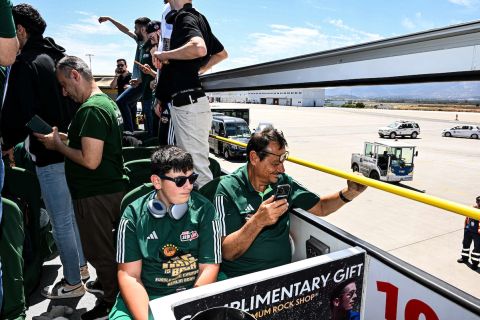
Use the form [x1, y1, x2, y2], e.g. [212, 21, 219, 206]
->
[326, 81, 480, 101]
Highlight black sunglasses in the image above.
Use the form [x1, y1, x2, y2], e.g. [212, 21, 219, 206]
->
[117, 64, 125, 67]
[158, 173, 198, 187]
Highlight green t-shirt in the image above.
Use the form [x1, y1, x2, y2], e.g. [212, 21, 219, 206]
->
[116, 190, 223, 298]
[65, 93, 128, 199]
[212, 164, 320, 278]
[0, 0, 16, 38]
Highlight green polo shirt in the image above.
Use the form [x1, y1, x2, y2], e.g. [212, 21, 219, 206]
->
[0, 0, 16, 38]
[212, 164, 320, 278]
[116, 190, 222, 298]
[66, 93, 128, 199]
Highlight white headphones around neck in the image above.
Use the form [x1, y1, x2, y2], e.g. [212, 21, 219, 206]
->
[147, 191, 188, 220]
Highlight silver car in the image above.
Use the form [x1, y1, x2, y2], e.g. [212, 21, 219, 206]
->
[442, 125, 480, 139]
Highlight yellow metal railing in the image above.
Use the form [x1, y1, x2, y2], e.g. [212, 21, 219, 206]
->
[210, 135, 480, 220]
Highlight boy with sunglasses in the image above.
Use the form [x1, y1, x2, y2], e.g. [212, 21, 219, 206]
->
[111, 146, 223, 319]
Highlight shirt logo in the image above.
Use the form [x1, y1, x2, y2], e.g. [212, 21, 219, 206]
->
[245, 204, 255, 212]
[162, 244, 178, 257]
[180, 231, 199, 242]
[147, 231, 159, 240]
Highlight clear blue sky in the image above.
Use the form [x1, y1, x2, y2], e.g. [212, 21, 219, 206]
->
[13, 0, 480, 75]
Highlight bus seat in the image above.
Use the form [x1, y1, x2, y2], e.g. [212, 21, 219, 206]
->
[0, 198, 26, 320]
[124, 159, 152, 192]
[120, 183, 154, 214]
[198, 176, 228, 203]
[3, 166, 54, 295]
[122, 146, 157, 163]
[208, 157, 222, 179]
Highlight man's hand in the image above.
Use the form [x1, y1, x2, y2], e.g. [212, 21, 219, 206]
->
[253, 196, 289, 228]
[129, 79, 142, 87]
[139, 64, 156, 77]
[2, 148, 14, 164]
[150, 46, 163, 69]
[346, 172, 368, 194]
[33, 126, 64, 151]
[153, 101, 162, 118]
[153, 51, 169, 64]
[98, 16, 111, 23]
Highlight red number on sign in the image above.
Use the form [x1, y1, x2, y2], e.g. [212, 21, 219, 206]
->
[376, 281, 440, 320]
[405, 299, 439, 320]
[377, 281, 399, 320]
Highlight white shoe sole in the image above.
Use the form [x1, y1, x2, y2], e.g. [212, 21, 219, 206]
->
[41, 289, 85, 299]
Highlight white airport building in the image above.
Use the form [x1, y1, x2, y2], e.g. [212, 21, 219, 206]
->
[207, 88, 325, 107]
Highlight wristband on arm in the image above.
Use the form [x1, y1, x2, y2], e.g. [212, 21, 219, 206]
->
[339, 190, 351, 203]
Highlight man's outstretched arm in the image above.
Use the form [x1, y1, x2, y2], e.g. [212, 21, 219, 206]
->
[98, 16, 136, 40]
[308, 178, 367, 217]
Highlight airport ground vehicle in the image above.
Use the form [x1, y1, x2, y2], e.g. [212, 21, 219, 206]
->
[378, 120, 420, 139]
[208, 116, 251, 159]
[351, 141, 418, 182]
[442, 124, 480, 139]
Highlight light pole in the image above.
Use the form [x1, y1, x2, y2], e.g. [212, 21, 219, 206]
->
[85, 53, 94, 71]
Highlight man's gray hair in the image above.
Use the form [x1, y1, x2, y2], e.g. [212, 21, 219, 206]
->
[57, 56, 93, 82]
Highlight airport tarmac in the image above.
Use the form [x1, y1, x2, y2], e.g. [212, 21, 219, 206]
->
[210, 103, 480, 298]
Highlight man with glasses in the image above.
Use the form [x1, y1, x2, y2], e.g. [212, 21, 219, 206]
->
[205, 128, 366, 278]
[110, 58, 131, 97]
[35, 56, 128, 320]
[111, 146, 222, 319]
[457, 196, 480, 270]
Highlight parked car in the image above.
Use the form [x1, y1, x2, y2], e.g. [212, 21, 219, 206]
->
[378, 121, 420, 139]
[442, 125, 480, 139]
[209, 116, 251, 160]
[254, 121, 274, 133]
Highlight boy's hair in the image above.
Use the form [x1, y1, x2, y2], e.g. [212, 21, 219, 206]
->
[151, 146, 194, 176]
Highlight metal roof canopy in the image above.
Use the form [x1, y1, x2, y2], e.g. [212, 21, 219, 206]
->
[201, 20, 480, 92]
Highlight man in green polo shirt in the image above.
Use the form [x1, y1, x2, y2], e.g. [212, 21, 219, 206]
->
[35, 56, 128, 320]
[111, 146, 222, 319]
[208, 128, 366, 278]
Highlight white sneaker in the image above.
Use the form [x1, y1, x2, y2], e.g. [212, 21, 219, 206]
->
[41, 278, 85, 299]
[80, 264, 90, 282]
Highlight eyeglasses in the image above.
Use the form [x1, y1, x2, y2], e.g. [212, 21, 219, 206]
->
[158, 173, 199, 187]
[117, 64, 125, 67]
[260, 150, 289, 163]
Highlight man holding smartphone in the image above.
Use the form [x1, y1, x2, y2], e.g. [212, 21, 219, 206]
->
[204, 128, 367, 278]
[98, 16, 151, 132]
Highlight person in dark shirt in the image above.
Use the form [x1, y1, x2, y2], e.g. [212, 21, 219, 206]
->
[1, 3, 88, 300]
[110, 58, 132, 97]
[457, 196, 480, 270]
[153, 0, 228, 188]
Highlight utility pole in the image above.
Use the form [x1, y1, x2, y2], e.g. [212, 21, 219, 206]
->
[85, 53, 94, 72]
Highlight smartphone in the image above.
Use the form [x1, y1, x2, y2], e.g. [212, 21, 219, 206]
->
[274, 184, 291, 201]
[26, 115, 52, 134]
